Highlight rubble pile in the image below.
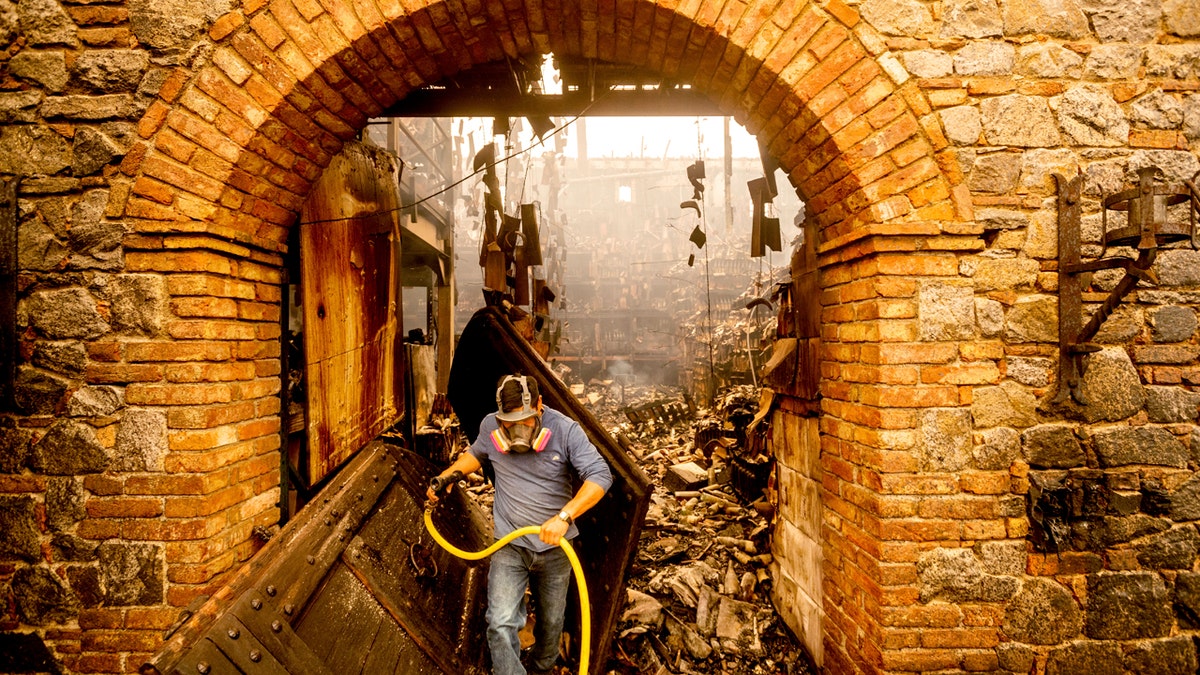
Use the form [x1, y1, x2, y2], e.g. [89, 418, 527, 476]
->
[583, 381, 815, 675]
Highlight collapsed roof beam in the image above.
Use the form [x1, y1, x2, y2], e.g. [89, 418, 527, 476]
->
[383, 87, 721, 117]
[382, 58, 721, 118]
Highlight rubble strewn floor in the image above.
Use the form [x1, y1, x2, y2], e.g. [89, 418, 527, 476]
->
[442, 381, 816, 674]
[586, 382, 817, 675]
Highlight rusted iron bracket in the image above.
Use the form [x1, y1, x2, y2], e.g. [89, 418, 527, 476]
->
[0, 177, 16, 412]
[1054, 168, 1200, 404]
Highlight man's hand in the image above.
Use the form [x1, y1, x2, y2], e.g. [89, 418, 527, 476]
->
[540, 514, 569, 545]
[426, 455, 482, 507]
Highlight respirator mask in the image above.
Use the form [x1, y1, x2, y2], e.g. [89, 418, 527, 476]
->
[491, 375, 549, 454]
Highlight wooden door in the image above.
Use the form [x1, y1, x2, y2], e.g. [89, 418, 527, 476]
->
[300, 142, 406, 484]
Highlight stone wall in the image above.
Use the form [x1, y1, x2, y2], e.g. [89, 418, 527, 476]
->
[1, 1, 281, 672]
[0, 0, 1198, 674]
[846, 0, 1200, 672]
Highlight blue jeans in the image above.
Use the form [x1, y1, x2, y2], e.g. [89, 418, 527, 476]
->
[486, 543, 573, 675]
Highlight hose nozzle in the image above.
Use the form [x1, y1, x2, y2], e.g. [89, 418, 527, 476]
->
[429, 470, 464, 494]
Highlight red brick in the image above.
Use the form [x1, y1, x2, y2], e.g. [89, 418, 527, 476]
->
[881, 604, 961, 628]
[86, 497, 163, 519]
[126, 251, 234, 275]
[77, 519, 121, 540]
[86, 363, 164, 384]
[879, 474, 958, 495]
[0, 474, 47, 492]
[124, 473, 220, 496]
[125, 383, 233, 406]
[959, 471, 1012, 495]
[73, 653, 123, 673]
[167, 321, 258, 341]
[164, 483, 253, 518]
[124, 607, 177, 629]
[81, 630, 162, 653]
[209, 11, 245, 41]
[235, 417, 280, 441]
[169, 296, 239, 319]
[168, 549, 239, 584]
[83, 474, 124, 495]
[165, 362, 257, 383]
[125, 341, 233, 363]
[77, 609, 124, 629]
[84, 342, 123, 362]
[920, 627, 999, 649]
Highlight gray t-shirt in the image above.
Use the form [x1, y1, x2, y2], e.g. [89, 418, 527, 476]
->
[468, 406, 613, 552]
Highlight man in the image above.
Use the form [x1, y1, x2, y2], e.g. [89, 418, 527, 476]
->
[428, 374, 612, 675]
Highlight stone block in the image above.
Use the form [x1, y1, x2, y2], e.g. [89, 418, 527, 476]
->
[1022, 425, 1084, 469]
[974, 426, 1020, 471]
[1002, 0, 1088, 37]
[98, 541, 164, 606]
[114, 408, 168, 472]
[1166, 473, 1200, 521]
[0, 495, 41, 562]
[1059, 85, 1129, 147]
[1045, 640, 1123, 675]
[1093, 426, 1188, 468]
[954, 41, 1014, 76]
[1124, 637, 1199, 675]
[1085, 572, 1172, 639]
[128, 0, 227, 51]
[1146, 386, 1200, 423]
[971, 381, 1038, 429]
[72, 49, 150, 93]
[1150, 305, 1198, 343]
[918, 407, 972, 471]
[1088, 0, 1159, 42]
[1017, 43, 1083, 78]
[9, 51, 69, 92]
[17, 0, 79, 47]
[918, 281, 975, 341]
[940, 0, 1002, 37]
[23, 286, 110, 340]
[46, 476, 86, 532]
[31, 340, 87, 377]
[68, 385, 124, 417]
[980, 94, 1060, 146]
[0, 418, 32, 473]
[860, 0, 934, 35]
[917, 547, 983, 603]
[30, 420, 111, 475]
[1177, 572, 1200, 628]
[12, 566, 79, 625]
[1136, 526, 1199, 570]
[1003, 294, 1057, 343]
[1002, 577, 1081, 645]
[1078, 348, 1147, 422]
[13, 365, 68, 415]
[51, 533, 99, 562]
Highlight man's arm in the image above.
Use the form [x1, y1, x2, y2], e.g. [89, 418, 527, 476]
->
[425, 452, 483, 505]
[539, 479, 606, 545]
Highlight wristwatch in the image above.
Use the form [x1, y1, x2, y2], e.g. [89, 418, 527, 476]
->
[557, 510, 573, 525]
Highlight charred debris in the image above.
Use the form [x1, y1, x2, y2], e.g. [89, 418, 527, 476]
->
[432, 376, 815, 675]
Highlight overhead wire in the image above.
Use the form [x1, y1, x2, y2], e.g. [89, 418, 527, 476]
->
[297, 95, 605, 227]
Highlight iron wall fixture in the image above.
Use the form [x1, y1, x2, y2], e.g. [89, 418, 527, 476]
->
[1054, 167, 1200, 403]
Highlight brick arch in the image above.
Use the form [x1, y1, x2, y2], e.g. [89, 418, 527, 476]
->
[124, 0, 966, 253]
[116, 2, 970, 673]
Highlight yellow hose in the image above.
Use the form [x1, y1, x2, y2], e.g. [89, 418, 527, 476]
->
[423, 508, 591, 675]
